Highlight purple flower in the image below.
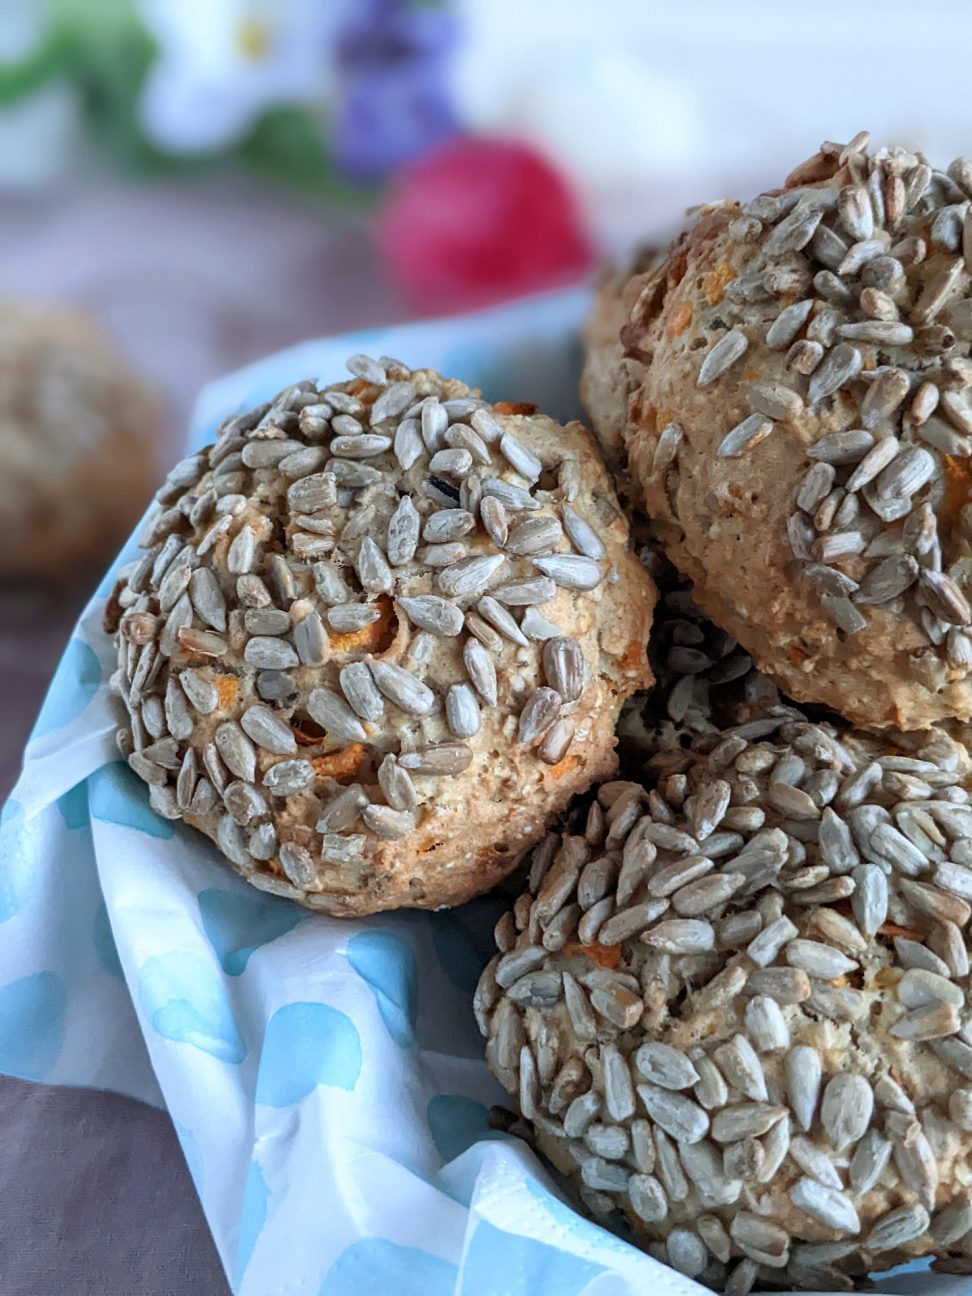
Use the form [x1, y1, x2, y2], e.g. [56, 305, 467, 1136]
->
[333, 0, 459, 181]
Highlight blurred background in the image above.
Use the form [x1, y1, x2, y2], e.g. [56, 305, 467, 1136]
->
[1, 0, 971, 797]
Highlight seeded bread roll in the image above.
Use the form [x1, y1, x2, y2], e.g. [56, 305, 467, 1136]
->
[0, 300, 158, 580]
[477, 697, 972, 1291]
[105, 358, 655, 916]
[583, 132, 972, 732]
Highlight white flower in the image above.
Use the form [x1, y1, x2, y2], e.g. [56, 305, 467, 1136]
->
[136, 0, 355, 154]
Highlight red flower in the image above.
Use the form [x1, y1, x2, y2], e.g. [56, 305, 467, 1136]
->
[377, 136, 594, 311]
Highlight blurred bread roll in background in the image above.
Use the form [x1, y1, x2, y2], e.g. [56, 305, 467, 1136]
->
[0, 300, 158, 580]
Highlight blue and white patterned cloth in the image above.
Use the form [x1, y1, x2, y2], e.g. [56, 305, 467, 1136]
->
[0, 289, 953, 1296]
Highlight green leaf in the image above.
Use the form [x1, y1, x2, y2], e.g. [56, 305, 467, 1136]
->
[239, 107, 376, 207]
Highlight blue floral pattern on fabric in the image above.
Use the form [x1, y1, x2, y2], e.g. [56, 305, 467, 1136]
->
[320, 1238, 457, 1296]
[461, 1219, 607, 1296]
[33, 638, 101, 738]
[198, 887, 300, 977]
[0, 798, 35, 923]
[0, 972, 67, 1080]
[89, 762, 175, 839]
[235, 1159, 270, 1287]
[138, 952, 245, 1063]
[346, 930, 418, 1047]
[255, 1003, 362, 1105]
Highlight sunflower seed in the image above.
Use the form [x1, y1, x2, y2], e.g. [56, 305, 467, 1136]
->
[287, 473, 337, 514]
[597, 1042, 634, 1123]
[839, 319, 914, 345]
[393, 418, 423, 470]
[240, 705, 297, 756]
[765, 205, 823, 254]
[327, 603, 380, 633]
[637, 1083, 709, 1144]
[476, 495, 508, 548]
[819, 1073, 874, 1153]
[713, 1035, 767, 1102]
[666, 1228, 708, 1279]
[900, 876, 972, 925]
[632, 1043, 698, 1091]
[428, 448, 473, 479]
[538, 718, 574, 765]
[255, 668, 292, 710]
[491, 577, 557, 610]
[211, 722, 255, 782]
[559, 506, 606, 562]
[838, 239, 887, 276]
[350, 537, 391, 595]
[796, 462, 836, 512]
[532, 554, 602, 590]
[396, 595, 464, 638]
[380, 495, 419, 566]
[787, 338, 825, 373]
[370, 380, 415, 423]
[362, 804, 415, 841]
[786, 939, 857, 978]
[398, 743, 471, 776]
[244, 607, 291, 636]
[918, 568, 971, 624]
[928, 1199, 972, 1257]
[368, 660, 435, 716]
[716, 413, 775, 458]
[890, 1001, 961, 1040]
[790, 1178, 860, 1234]
[698, 329, 749, 386]
[316, 785, 368, 833]
[913, 256, 966, 323]
[481, 478, 540, 512]
[541, 637, 584, 703]
[748, 380, 804, 420]
[865, 1203, 930, 1253]
[498, 432, 542, 483]
[652, 422, 683, 474]
[262, 759, 314, 796]
[746, 967, 811, 1003]
[292, 610, 327, 667]
[711, 1104, 786, 1143]
[443, 682, 480, 738]
[837, 183, 873, 240]
[456, 637, 495, 710]
[594, 899, 666, 945]
[242, 636, 298, 670]
[629, 1174, 668, 1223]
[436, 554, 505, 599]
[807, 343, 863, 403]
[807, 428, 874, 466]
[307, 687, 368, 742]
[467, 602, 528, 656]
[789, 1135, 844, 1191]
[517, 687, 562, 744]
[743, 996, 789, 1052]
[766, 299, 815, 349]
[419, 510, 473, 545]
[506, 516, 563, 556]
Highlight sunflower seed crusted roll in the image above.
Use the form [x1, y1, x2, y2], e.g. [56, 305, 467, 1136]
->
[479, 683, 972, 1290]
[105, 358, 655, 915]
[583, 131, 972, 731]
